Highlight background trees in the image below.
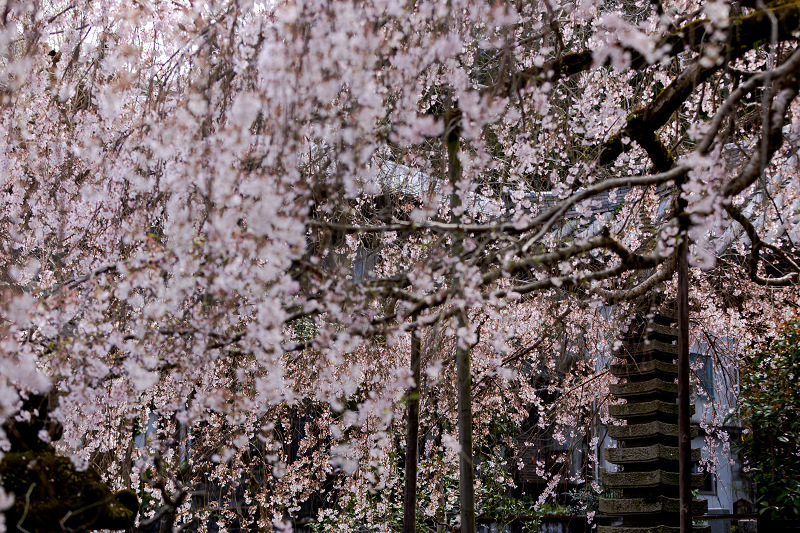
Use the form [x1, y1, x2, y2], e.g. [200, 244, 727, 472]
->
[1, 0, 800, 530]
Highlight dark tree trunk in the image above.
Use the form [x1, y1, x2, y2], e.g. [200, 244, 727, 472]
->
[403, 326, 422, 533]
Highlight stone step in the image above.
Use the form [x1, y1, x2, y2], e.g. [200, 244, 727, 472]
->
[603, 469, 705, 489]
[610, 359, 678, 378]
[608, 421, 698, 442]
[606, 444, 701, 465]
[599, 496, 708, 515]
[608, 400, 689, 420]
[598, 527, 710, 533]
[609, 378, 678, 399]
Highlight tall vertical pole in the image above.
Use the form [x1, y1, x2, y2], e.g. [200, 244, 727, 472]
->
[456, 311, 475, 533]
[447, 111, 475, 533]
[677, 229, 692, 533]
[403, 325, 422, 533]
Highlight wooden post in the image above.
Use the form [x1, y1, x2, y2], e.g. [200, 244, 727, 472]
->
[446, 113, 475, 533]
[456, 311, 475, 533]
[403, 326, 422, 533]
[677, 230, 692, 533]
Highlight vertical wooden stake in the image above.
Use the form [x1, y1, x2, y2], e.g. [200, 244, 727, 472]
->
[446, 113, 475, 533]
[403, 325, 422, 533]
[678, 230, 692, 533]
[456, 311, 475, 533]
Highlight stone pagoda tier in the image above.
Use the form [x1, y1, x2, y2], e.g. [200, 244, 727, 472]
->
[599, 312, 709, 533]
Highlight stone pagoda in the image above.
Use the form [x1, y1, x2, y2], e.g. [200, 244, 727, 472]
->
[599, 311, 709, 533]
[0, 393, 139, 532]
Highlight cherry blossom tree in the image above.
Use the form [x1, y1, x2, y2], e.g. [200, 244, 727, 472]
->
[1, 0, 800, 531]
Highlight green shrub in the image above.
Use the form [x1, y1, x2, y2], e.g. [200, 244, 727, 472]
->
[737, 317, 800, 519]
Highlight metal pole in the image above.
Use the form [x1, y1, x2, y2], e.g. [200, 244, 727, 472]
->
[677, 230, 692, 533]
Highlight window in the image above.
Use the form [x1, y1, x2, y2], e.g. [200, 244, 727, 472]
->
[692, 462, 716, 494]
[690, 353, 714, 400]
